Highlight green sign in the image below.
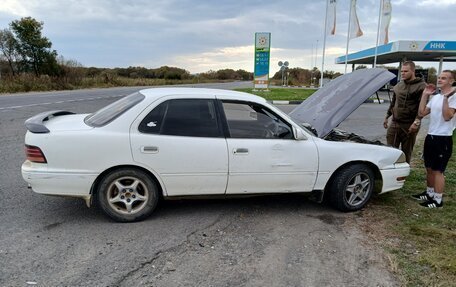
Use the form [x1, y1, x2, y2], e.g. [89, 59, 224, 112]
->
[254, 32, 271, 89]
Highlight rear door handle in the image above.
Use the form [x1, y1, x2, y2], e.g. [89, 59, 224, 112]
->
[233, 148, 249, 155]
[141, 146, 159, 153]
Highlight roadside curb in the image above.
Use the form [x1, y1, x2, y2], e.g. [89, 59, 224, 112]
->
[270, 100, 304, 105]
[270, 99, 390, 105]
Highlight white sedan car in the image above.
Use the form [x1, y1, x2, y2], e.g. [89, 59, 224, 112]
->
[22, 68, 409, 222]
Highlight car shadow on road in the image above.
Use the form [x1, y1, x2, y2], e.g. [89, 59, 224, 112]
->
[29, 193, 351, 224]
[151, 193, 349, 224]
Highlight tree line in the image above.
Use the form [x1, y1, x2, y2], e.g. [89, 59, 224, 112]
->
[0, 17, 254, 92]
[0, 16, 345, 92]
[1, 17, 449, 93]
[272, 67, 344, 86]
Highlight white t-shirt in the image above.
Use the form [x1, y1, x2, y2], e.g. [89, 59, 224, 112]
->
[426, 93, 456, 136]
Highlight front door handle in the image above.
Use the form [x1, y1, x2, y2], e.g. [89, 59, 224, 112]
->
[271, 163, 292, 167]
[233, 148, 249, 155]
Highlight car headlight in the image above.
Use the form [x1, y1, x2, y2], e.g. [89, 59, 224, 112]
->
[395, 152, 407, 164]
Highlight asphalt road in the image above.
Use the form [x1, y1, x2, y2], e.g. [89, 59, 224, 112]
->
[0, 83, 400, 286]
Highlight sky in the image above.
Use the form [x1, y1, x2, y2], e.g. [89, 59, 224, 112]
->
[1, 0, 455, 75]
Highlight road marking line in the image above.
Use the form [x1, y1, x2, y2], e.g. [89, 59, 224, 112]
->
[0, 95, 123, 111]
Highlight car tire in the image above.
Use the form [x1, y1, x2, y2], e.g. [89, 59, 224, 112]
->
[329, 164, 374, 212]
[97, 168, 159, 222]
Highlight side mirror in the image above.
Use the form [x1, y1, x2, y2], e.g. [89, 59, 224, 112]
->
[293, 126, 307, 140]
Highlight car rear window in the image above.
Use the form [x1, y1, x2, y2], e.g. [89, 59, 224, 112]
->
[139, 99, 222, 138]
[85, 92, 145, 127]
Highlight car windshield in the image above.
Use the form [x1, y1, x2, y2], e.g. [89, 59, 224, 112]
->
[85, 92, 145, 127]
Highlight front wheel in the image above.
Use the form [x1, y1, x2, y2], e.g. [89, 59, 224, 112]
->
[97, 168, 159, 222]
[329, 164, 374, 212]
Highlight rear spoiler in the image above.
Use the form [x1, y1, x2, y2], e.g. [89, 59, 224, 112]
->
[25, 110, 75, 133]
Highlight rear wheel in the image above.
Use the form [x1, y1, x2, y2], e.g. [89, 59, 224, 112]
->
[329, 164, 374, 212]
[97, 168, 158, 222]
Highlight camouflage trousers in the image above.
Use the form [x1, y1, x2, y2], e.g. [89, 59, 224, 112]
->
[386, 121, 418, 164]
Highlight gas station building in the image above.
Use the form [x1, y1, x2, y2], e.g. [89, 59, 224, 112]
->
[335, 40, 456, 81]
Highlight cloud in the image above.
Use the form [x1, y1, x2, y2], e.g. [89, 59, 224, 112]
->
[0, 0, 29, 16]
[170, 45, 254, 73]
[0, 0, 455, 73]
[418, 0, 456, 5]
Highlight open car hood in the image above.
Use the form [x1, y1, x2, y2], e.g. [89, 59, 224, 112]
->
[289, 68, 395, 138]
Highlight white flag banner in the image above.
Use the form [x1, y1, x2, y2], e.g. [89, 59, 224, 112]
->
[349, 0, 363, 39]
[379, 0, 392, 44]
[327, 0, 337, 35]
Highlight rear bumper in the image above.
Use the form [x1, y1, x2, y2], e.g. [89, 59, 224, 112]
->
[22, 161, 96, 198]
[379, 163, 410, 193]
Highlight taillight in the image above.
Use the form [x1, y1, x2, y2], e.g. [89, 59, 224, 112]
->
[25, 145, 47, 163]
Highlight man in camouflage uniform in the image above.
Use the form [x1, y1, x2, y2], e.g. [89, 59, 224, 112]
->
[383, 61, 426, 163]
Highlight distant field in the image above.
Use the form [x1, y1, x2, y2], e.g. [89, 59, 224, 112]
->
[235, 88, 316, 101]
[0, 76, 220, 93]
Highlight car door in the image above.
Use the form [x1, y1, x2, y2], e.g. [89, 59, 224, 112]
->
[220, 100, 319, 194]
[130, 97, 229, 196]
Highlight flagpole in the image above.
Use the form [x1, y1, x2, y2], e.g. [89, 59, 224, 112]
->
[321, 0, 329, 87]
[311, 43, 314, 68]
[374, 0, 383, 67]
[310, 43, 313, 86]
[344, 0, 353, 74]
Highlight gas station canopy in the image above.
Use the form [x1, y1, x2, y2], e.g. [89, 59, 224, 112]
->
[335, 40, 456, 65]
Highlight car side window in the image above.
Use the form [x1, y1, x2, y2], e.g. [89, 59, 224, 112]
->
[222, 101, 292, 139]
[139, 99, 221, 138]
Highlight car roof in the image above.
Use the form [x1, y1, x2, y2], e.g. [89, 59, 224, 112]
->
[138, 87, 267, 103]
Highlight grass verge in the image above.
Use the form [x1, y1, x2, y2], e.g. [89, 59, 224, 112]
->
[0, 75, 224, 93]
[235, 88, 316, 101]
[358, 133, 456, 286]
